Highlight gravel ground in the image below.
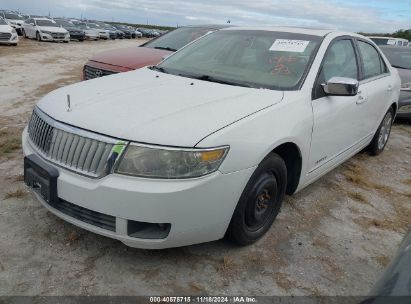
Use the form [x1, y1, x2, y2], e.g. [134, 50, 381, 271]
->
[0, 38, 410, 297]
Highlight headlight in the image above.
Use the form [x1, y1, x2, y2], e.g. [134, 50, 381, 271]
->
[11, 28, 16, 33]
[41, 30, 52, 35]
[116, 144, 229, 179]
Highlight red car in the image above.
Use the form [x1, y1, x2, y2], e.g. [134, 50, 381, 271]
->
[83, 25, 229, 80]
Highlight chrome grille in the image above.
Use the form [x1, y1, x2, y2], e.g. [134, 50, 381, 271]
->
[28, 109, 118, 178]
[51, 33, 66, 39]
[84, 65, 118, 80]
[0, 33, 12, 41]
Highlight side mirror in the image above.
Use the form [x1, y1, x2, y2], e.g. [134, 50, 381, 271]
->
[322, 77, 359, 96]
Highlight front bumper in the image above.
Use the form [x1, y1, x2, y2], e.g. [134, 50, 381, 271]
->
[0, 32, 18, 44]
[69, 33, 85, 40]
[22, 128, 254, 249]
[40, 33, 70, 42]
[85, 34, 99, 40]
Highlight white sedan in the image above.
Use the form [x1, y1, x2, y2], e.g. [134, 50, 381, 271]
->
[0, 18, 18, 45]
[22, 17, 69, 42]
[22, 27, 400, 249]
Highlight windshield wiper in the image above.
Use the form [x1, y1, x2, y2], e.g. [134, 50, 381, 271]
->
[150, 66, 169, 74]
[153, 46, 177, 52]
[180, 74, 253, 88]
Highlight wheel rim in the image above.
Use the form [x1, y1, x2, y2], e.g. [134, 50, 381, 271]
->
[377, 112, 393, 150]
[244, 172, 278, 231]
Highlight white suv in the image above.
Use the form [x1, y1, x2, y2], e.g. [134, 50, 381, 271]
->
[22, 27, 400, 249]
[22, 17, 69, 42]
[0, 17, 18, 45]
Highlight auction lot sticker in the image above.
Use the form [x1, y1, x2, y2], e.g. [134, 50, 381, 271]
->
[269, 39, 310, 52]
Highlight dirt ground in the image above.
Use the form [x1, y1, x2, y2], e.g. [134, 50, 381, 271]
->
[0, 38, 410, 297]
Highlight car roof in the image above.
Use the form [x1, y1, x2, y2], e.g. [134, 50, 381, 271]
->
[220, 26, 357, 37]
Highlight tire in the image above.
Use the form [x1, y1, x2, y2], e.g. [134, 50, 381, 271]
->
[79, 39, 84, 42]
[226, 153, 287, 245]
[36, 31, 41, 41]
[367, 107, 394, 156]
[22, 29, 26, 38]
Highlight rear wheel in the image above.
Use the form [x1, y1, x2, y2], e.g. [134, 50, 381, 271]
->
[226, 153, 287, 245]
[367, 108, 394, 156]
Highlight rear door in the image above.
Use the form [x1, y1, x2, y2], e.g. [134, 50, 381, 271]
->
[309, 37, 365, 172]
[354, 39, 393, 136]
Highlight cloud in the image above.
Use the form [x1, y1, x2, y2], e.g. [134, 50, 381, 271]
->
[0, 0, 410, 32]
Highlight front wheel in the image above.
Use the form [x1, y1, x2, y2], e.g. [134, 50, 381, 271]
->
[226, 153, 287, 245]
[36, 31, 41, 41]
[367, 108, 394, 156]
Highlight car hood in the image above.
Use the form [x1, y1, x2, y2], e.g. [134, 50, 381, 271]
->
[0, 24, 12, 32]
[89, 46, 172, 69]
[37, 68, 283, 147]
[39, 26, 67, 33]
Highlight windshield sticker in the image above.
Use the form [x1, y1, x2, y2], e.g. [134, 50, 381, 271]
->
[269, 39, 310, 52]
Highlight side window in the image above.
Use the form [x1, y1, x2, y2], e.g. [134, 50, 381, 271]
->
[319, 39, 359, 83]
[313, 39, 359, 99]
[357, 41, 386, 79]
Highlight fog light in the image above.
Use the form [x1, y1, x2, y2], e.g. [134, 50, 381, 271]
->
[127, 220, 171, 239]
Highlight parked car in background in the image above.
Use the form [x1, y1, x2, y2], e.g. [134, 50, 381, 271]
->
[24, 27, 400, 249]
[135, 29, 142, 38]
[93, 22, 117, 39]
[22, 17, 70, 42]
[380, 46, 411, 120]
[83, 24, 229, 80]
[72, 22, 99, 40]
[0, 11, 25, 35]
[87, 23, 109, 40]
[0, 17, 18, 45]
[137, 27, 160, 38]
[53, 18, 85, 41]
[112, 24, 133, 38]
[369, 36, 409, 47]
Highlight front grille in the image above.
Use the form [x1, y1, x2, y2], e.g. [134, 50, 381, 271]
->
[0, 33, 11, 41]
[51, 33, 65, 39]
[48, 199, 116, 231]
[84, 65, 118, 80]
[28, 109, 117, 178]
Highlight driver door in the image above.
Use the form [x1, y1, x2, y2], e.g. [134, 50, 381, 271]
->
[308, 38, 367, 173]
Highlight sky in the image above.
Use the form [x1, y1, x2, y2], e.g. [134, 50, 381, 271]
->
[0, 0, 410, 33]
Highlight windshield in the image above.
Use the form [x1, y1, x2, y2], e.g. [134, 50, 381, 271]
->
[145, 27, 215, 51]
[5, 13, 24, 20]
[36, 19, 59, 27]
[87, 23, 101, 29]
[54, 19, 74, 28]
[75, 23, 88, 29]
[158, 30, 321, 90]
[381, 48, 411, 69]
